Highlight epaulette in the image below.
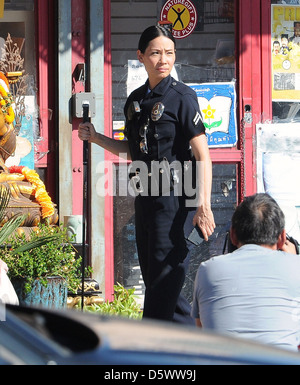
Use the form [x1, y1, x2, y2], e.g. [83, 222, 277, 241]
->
[170, 80, 196, 97]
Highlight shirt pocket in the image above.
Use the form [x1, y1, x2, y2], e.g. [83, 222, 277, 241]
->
[154, 120, 176, 160]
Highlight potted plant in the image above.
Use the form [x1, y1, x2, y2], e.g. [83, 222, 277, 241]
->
[2, 224, 82, 308]
[0, 186, 82, 308]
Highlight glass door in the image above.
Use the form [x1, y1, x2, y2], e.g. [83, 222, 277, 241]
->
[109, 0, 238, 303]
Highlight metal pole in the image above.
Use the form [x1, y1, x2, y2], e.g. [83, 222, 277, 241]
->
[81, 103, 89, 310]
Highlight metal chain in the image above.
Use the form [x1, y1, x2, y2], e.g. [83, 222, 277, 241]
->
[239, 117, 246, 203]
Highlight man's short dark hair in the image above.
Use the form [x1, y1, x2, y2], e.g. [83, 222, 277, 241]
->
[231, 193, 285, 246]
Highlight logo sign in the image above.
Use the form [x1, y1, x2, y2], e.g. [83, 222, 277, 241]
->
[113, 132, 125, 141]
[160, 0, 198, 39]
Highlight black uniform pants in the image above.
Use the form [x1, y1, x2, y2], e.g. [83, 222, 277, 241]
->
[135, 191, 195, 325]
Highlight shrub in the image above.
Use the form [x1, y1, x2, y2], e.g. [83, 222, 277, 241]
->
[1, 224, 82, 294]
[81, 283, 143, 320]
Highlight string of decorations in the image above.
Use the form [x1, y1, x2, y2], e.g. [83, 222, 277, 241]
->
[8, 165, 55, 219]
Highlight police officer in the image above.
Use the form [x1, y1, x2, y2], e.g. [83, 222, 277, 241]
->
[78, 25, 215, 324]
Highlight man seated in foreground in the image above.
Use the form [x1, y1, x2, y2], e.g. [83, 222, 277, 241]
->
[192, 193, 300, 351]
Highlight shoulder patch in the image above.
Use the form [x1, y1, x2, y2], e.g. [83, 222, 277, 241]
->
[193, 111, 202, 126]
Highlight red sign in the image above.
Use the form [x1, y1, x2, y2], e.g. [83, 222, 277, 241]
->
[160, 0, 198, 39]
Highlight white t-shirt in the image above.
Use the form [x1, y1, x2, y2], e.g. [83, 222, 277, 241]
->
[192, 244, 300, 351]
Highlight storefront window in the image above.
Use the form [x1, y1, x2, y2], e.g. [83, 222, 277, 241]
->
[256, 1, 300, 244]
[111, 0, 237, 296]
[113, 163, 236, 301]
[0, 0, 36, 169]
[271, 0, 300, 122]
[111, 0, 235, 138]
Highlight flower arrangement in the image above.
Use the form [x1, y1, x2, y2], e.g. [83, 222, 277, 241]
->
[8, 165, 55, 219]
[0, 72, 15, 124]
[0, 186, 79, 298]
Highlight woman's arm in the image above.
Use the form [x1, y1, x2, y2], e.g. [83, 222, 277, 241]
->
[190, 133, 215, 241]
[78, 122, 131, 160]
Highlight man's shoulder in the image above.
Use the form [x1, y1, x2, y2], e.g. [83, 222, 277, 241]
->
[199, 245, 263, 268]
[199, 253, 232, 269]
[200, 245, 300, 269]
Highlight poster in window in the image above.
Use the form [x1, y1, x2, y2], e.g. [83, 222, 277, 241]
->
[271, 4, 300, 101]
[189, 82, 237, 148]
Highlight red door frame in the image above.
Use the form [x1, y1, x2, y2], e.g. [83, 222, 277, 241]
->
[70, 0, 87, 216]
[35, 0, 56, 200]
[237, 0, 272, 198]
[104, 0, 115, 301]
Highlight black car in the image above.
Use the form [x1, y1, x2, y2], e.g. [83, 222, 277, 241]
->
[1, 304, 300, 366]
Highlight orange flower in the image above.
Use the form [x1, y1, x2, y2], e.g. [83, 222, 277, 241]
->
[0, 73, 9, 88]
[0, 84, 15, 124]
[20, 167, 55, 219]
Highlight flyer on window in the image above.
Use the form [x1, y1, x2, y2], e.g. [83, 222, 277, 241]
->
[189, 82, 237, 148]
[272, 4, 300, 101]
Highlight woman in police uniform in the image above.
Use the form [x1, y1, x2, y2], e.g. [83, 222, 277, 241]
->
[78, 25, 215, 324]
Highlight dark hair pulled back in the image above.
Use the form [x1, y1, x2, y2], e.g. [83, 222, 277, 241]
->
[138, 25, 176, 53]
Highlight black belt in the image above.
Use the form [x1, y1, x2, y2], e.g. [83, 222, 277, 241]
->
[129, 159, 178, 196]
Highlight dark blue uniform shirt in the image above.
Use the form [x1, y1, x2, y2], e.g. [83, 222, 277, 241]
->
[124, 75, 205, 164]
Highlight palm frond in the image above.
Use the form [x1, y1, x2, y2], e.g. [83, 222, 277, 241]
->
[0, 185, 11, 223]
[0, 180, 62, 255]
[12, 235, 60, 255]
[0, 214, 25, 245]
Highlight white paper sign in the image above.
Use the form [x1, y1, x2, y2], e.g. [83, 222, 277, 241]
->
[127, 60, 178, 96]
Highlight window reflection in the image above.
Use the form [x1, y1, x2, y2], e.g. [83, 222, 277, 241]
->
[0, 1, 36, 169]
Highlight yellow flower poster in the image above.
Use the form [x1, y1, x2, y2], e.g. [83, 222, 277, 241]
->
[189, 82, 237, 148]
[272, 4, 300, 101]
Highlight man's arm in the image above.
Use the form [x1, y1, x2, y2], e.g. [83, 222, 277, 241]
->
[195, 318, 202, 328]
[281, 239, 297, 254]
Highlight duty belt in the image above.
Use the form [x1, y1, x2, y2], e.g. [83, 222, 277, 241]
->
[129, 159, 179, 196]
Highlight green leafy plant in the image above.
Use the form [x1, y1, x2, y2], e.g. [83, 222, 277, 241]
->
[81, 283, 143, 320]
[1, 223, 82, 294]
[0, 184, 83, 295]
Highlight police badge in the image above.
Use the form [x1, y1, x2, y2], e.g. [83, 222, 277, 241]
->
[151, 102, 165, 121]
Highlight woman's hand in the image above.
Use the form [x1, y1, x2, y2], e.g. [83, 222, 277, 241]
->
[193, 205, 216, 241]
[0, 259, 8, 273]
[78, 122, 97, 143]
[78, 122, 131, 160]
